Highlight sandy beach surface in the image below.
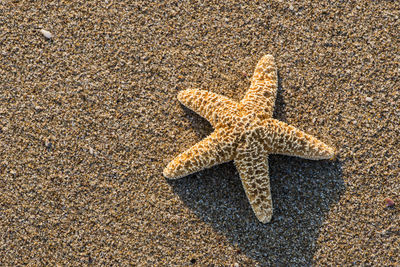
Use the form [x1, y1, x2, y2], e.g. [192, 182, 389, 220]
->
[1, 1, 399, 265]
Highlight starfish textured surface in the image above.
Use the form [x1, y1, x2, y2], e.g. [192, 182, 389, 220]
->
[164, 55, 336, 223]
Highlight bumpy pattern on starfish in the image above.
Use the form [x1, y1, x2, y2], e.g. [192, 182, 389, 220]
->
[164, 55, 336, 223]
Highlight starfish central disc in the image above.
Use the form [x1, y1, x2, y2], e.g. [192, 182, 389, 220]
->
[163, 54, 336, 223]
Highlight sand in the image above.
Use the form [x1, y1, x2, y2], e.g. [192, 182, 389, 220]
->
[0, 1, 399, 265]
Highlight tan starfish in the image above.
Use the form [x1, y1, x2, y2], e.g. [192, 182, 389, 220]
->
[164, 55, 336, 223]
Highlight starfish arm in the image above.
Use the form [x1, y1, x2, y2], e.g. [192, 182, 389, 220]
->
[163, 128, 236, 179]
[234, 142, 273, 223]
[262, 119, 336, 160]
[177, 89, 238, 127]
[240, 54, 278, 117]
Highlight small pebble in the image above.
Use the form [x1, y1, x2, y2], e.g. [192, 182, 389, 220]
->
[40, 29, 53, 39]
[365, 96, 373, 102]
[384, 198, 395, 207]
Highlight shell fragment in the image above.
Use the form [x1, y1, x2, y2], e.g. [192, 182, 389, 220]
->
[40, 29, 53, 39]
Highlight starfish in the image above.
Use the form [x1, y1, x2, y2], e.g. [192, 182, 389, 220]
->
[163, 55, 336, 223]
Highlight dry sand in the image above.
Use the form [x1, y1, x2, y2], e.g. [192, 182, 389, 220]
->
[0, 1, 399, 265]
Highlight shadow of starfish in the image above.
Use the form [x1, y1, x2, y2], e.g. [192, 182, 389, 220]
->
[168, 146, 344, 266]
